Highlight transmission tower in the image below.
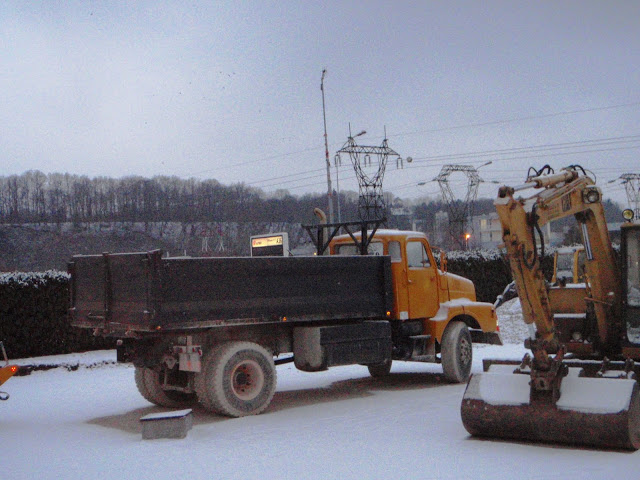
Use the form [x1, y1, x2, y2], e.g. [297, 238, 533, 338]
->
[617, 173, 640, 219]
[336, 128, 403, 221]
[434, 164, 483, 249]
[199, 223, 226, 256]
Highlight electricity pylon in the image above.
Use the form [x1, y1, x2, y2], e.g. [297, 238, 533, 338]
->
[336, 128, 404, 221]
[433, 164, 483, 249]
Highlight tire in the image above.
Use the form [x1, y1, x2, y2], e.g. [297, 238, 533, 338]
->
[196, 342, 277, 417]
[367, 358, 392, 378]
[194, 344, 226, 413]
[134, 366, 196, 408]
[441, 321, 472, 383]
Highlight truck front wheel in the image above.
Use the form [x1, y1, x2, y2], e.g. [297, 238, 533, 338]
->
[134, 366, 196, 408]
[196, 342, 277, 417]
[441, 321, 472, 383]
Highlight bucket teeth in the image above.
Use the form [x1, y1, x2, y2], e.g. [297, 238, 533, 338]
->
[461, 372, 640, 450]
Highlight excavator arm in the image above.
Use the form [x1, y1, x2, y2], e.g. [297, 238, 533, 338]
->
[461, 166, 640, 450]
[494, 167, 622, 355]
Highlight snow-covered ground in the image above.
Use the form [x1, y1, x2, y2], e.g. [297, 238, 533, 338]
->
[2, 301, 639, 480]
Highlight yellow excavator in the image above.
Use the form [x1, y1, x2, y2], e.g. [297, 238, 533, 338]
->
[461, 165, 640, 450]
[0, 342, 18, 401]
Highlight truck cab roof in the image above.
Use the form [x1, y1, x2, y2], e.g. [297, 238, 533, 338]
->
[331, 229, 427, 243]
[329, 229, 434, 257]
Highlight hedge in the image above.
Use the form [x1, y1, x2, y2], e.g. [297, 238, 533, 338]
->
[0, 271, 115, 359]
[445, 248, 554, 304]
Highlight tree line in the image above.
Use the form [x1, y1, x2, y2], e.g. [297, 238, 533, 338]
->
[0, 171, 366, 225]
[0, 171, 623, 243]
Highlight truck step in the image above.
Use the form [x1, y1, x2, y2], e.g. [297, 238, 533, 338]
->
[409, 335, 432, 341]
[409, 335, 433, 360]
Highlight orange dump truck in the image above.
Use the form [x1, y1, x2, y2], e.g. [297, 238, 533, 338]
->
[69, 220, 499, 417]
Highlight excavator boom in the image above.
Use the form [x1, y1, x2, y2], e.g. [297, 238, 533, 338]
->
[461, 166, 640, 450]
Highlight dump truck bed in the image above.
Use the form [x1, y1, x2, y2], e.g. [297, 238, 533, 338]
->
[69, 251, 394, 333]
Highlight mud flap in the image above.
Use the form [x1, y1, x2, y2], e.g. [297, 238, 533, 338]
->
[461, 370, 640, 450]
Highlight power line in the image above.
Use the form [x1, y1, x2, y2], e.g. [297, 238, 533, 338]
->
[185, 144, 324, 178]
[386, 101, 640, 140]
[407, 134, 640, 165]
[176, 101, 640, 180]
[401, 144, 640, 177]
[245, 167, 326, 188]
[248, 135, 640, 191]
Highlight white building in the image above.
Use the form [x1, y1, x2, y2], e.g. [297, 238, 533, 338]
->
[470, 212, 556, 249]
[471, 213, 503, 249]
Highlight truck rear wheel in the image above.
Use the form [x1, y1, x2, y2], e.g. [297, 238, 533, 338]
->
[441, 321, 472, 383]
[196, 342, 277, 417]
[134, 366, 196, 408]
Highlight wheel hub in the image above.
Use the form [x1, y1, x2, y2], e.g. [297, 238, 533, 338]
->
[231, 359, 265, 401]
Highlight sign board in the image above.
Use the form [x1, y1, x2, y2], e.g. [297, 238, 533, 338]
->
[250, 232, 289, 257]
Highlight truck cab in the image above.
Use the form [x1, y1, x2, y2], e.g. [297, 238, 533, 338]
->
[329, 229, 500, 373]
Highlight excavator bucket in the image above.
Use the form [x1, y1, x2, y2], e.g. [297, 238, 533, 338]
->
[461, 367, 640, 450]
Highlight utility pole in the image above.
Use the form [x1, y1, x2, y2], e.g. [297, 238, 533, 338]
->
[321, 69, 334, 224]
[334, 153, 342, 223]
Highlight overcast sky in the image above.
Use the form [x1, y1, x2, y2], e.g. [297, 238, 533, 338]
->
[2, 1, 639, 207]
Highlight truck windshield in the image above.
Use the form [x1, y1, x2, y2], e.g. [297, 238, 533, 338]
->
[628, 230, 640, 307]
[335, 242, 383, 256]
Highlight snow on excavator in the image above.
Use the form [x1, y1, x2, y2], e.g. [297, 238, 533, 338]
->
[461, 165, 640, 450]
[0, 341, 19, 401]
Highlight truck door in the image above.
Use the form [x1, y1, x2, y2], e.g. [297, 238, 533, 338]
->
[406, 240, 439, 319]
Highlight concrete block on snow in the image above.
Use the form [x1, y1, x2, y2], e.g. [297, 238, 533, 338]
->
[140, 409, 193, 440]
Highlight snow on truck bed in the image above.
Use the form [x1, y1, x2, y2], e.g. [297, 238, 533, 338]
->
[3, 300, 640, 480]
